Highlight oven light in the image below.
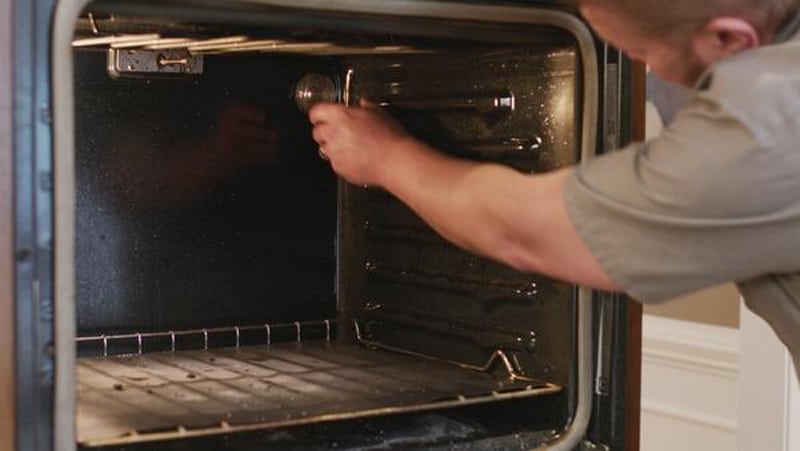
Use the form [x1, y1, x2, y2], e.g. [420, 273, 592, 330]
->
[293, 73, 339, 113]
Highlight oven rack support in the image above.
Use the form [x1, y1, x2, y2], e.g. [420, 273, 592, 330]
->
[77, 338, 561, 447]
[77, 318, 538, 384]
[353, 320, 535, 383]
[76, 319, 335, 357]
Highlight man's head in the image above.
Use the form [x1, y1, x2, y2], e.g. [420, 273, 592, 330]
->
[580, 0, 798, 86]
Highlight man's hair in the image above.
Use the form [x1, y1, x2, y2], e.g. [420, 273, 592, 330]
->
[582, 0, 799, 40]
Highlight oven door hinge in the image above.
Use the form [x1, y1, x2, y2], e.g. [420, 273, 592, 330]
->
[107, 48, 203, 79]
[603, 56, 621, 152]
[579, 439, 611, 451]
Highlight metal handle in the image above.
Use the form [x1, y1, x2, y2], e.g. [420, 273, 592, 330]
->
[378, 91, 515, 114]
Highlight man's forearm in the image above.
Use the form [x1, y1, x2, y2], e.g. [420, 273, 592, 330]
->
[376, 138, 550, 272]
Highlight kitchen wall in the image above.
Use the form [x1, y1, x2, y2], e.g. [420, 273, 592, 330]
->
[645, 284, 740, 328]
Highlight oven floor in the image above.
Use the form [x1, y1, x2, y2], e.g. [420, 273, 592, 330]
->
[77, 341, 560, 447]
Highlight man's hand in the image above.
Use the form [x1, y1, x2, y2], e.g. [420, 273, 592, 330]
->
[308, 99, 414, 186]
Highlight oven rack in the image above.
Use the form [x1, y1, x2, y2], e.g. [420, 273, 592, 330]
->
[77, 318, 533, 383]
[77, 319, 337, 357]
[76, 319, 561, 446]
[77, 341, 561, 447]
[72, 13, 434, 56]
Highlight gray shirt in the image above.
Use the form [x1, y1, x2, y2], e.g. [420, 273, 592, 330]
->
[564, 16, 800, 379]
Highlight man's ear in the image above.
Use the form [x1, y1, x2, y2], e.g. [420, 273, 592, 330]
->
[692, 17, 761, 65]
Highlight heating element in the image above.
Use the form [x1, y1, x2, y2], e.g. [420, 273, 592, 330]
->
[76, 320, 560, 446]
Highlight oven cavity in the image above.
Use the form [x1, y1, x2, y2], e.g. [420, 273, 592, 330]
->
[72, 5, 582, 449]
[76, 319, 559, 446]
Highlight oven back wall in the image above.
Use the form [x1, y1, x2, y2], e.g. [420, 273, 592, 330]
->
[74, 51, 339, 334]
[338, 41, 580, 387]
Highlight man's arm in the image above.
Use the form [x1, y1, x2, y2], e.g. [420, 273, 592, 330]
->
[309, 101, 620, 291]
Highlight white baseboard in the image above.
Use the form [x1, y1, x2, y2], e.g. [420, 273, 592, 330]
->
[641, 315, 740, 451]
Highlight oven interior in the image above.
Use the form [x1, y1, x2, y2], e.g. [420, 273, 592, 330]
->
[72, 4, 584, 449]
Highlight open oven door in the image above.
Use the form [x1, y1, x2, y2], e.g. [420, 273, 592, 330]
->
[5, 0, 642, 449]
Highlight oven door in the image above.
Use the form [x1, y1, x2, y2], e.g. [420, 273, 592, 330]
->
[5, 0, 642, 450]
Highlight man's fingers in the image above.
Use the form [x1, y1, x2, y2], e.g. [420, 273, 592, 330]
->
[312, 123, 332, 146]
[359, 98, 379, 109]
[308, 102, 346, 125]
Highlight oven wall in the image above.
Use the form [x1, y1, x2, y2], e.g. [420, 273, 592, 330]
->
[338, 42, 581, 387]
[73, 52, 340, 335]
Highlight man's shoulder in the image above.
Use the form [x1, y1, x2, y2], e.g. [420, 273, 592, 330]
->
[699, 40, 800, 144]
[708, 39, 800, 97]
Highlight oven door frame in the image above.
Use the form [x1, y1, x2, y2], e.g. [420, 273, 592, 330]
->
[1, 0, 17, 449]
[1, 0, 642, 449]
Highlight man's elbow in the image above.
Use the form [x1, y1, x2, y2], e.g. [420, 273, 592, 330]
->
[494, 239, 547, 274]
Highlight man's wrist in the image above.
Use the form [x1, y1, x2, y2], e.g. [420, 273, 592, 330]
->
[374, 136, 427, 189]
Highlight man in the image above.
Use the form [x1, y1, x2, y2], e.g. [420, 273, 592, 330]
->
[308, 0, 800, 378]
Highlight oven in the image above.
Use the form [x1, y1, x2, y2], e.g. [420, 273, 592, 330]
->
[2, 0, 644, 449]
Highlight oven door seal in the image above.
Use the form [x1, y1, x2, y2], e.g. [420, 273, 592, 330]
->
[51, 1, 599, 450]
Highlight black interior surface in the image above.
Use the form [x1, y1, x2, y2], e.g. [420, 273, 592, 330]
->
[73, 7, 583, 449]
[75, 51, 340, 334]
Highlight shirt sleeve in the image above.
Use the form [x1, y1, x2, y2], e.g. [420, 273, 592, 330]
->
[563, 90, 800, 303]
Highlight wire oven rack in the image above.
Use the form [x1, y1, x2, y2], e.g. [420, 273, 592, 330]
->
[76, 319, 561, 447]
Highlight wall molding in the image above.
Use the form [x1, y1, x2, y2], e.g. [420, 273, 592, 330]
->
[643, 315, 739, 375]
[641, 315, 740, 451]
[641, 400, 738, 432]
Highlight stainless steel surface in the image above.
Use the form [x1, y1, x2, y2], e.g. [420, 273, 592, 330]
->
[106, 48, 203, 78]
[77, 340, 560, 447]
[603, 59, 621, 152]
[533, 289, 593, 451]
[595, 293, 615, 396]
[0, 0, 14, 447]
[593, 53, 623, 400]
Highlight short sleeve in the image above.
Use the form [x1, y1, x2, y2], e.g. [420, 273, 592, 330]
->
[564, 92, 800, 303]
